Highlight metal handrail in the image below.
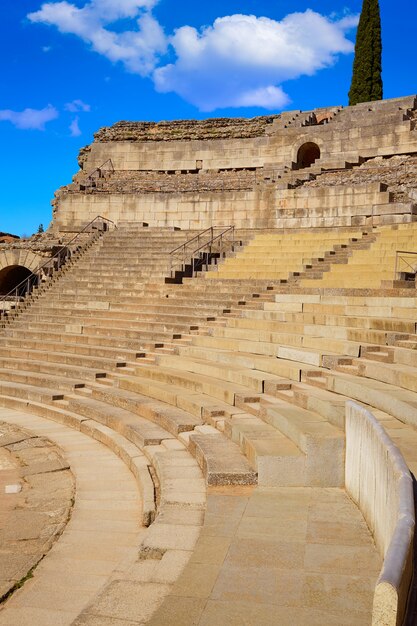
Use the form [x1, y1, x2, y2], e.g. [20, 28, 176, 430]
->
[0, 216, 117, 319]
[169, 225, 237, 278]
[86, 159, 114, 181]
[170, 227, 215, 256]
[80, 159, 114, 189]
[394, 250, 417, 279]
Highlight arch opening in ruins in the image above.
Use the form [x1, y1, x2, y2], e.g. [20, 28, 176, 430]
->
[296, 142, 321, 168]
[0, 264, 33, 295]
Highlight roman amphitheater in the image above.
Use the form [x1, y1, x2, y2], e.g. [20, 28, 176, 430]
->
[0, 95, 417, 625]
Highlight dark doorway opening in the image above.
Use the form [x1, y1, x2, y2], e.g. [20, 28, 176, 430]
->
[297, 143, 321, 168]
[0, 265, 33, 295]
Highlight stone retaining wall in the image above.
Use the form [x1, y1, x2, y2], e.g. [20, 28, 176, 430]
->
[55, 182, 416, 232]
[52, 95, 417, 231]
[345, 401, 415, 625]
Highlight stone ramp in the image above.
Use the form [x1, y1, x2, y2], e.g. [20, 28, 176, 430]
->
[148, 486, 381, 626]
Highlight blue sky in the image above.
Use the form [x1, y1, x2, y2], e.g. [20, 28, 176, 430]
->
[0, 0, 415, 236]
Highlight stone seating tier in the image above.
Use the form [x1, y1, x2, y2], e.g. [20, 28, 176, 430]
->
[1, 224, 417, 623]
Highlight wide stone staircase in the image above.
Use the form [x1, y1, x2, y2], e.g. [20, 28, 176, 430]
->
[0, 222, 417, 623]
[300, 222, 417, 288]
[1, 223, 417, 486]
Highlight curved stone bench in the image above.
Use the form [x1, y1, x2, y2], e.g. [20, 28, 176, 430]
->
[345, 401, 415, 626]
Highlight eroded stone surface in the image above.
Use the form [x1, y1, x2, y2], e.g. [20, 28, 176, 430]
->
[0, 420, 74, 602]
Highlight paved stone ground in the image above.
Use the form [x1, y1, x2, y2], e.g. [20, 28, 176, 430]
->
[0, 409, 382, 625]
[149, 486, 382, 626]
[0, 409, 145, 626]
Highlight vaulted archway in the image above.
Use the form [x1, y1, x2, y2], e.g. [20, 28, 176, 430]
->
[296, 142, 321, 169]
[0, 265, 33, 295]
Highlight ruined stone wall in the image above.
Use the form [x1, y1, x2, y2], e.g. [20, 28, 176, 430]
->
[53, 95, 417, 231]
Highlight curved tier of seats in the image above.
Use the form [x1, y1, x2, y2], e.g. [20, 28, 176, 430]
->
[205, 229, 372, 281]
[0, 223, 416, 622]
[300, 223, 417, 289]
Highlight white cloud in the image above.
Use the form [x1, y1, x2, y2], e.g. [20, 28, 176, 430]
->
[0, 105, 58, 130]
[27, 4, 359, 111]
[69, 116, 81, 136]
[42, 45, 52, 52]
[154, 11, 358, 111]
[65, 99, 91, 112]
[28, 0, 167, 75]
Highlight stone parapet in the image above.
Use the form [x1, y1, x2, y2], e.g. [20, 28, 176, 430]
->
[345, 401, 415, 626]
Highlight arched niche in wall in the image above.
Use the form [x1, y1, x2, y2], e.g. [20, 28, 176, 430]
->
[0, 265, 33, 295]
[296, 142, 321, 169]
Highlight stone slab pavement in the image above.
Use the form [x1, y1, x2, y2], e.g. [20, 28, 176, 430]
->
[0, 408, 145, 626]
[0, 408, 382, 625]
[148, 485, 382, 626]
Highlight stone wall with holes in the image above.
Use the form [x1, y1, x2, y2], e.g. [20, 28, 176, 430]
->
[53, 95, 417, 231]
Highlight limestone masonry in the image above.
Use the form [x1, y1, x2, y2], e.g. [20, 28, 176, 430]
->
[52, 95, 417, 232]
[1, 96, 417, 625]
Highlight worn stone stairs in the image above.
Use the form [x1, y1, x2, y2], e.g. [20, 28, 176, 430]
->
[204, 228, 377, 283]
[2, 224, 417, 498]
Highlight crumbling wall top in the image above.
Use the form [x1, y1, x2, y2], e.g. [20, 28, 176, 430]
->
[94, 115, 280, 143]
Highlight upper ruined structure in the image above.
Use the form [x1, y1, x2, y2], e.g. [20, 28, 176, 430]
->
[52, 95, 417, 232]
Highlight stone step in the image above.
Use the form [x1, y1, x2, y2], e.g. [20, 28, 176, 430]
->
[0, 393, 157, 525]
[264, 399, 344, 486]
[19, 304, 221, 322]
[0, 356, 108, 381]
[178, 340, 305, 375]
[276, 344, 342, 367]
[114, 373, 247, 420]
[131, 362, 253, 405]
[69, 385, 256, 487]
[265, 380, 346, 429]
[0, 346, 128, 372]
[11, 316, 197, 335]
[187, 431, 257, 486]
[0, 380, 65, 404]
[176, 338, 318, 380]
[153, 353, 286, 393]
[87, 384, 203, 435]
[360, 345, 394, 363]
[2, 326, 185, 354]
[324, 352, 417, 394]
[0, 335, 147, 361]
[0, 367, 85, 392]
[10, 321, 190, 344]
[224, 413, 306, 486]
[66, 395, 174, 447]
[302, 368, 417, 429]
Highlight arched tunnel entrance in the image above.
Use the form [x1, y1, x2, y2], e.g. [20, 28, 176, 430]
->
[297, 142, 321, 168]
[0, 265, 33, 295]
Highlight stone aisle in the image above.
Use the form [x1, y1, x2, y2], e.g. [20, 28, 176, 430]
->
[0, 409, 383, 626]
[148, 486, 382, 626]
[0, 408, 145, 626]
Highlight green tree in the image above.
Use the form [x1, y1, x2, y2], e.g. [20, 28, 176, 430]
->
[37, 224, 44, 234]
[348, 0, 383, 106]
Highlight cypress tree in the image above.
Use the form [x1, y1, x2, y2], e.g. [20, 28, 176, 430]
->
[348, 0, 383, 106]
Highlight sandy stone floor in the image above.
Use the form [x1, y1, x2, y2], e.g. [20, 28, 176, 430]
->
[0, 409, 382, 626]
[148, 486, 382, 626]
[0, 409, 145, 626]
